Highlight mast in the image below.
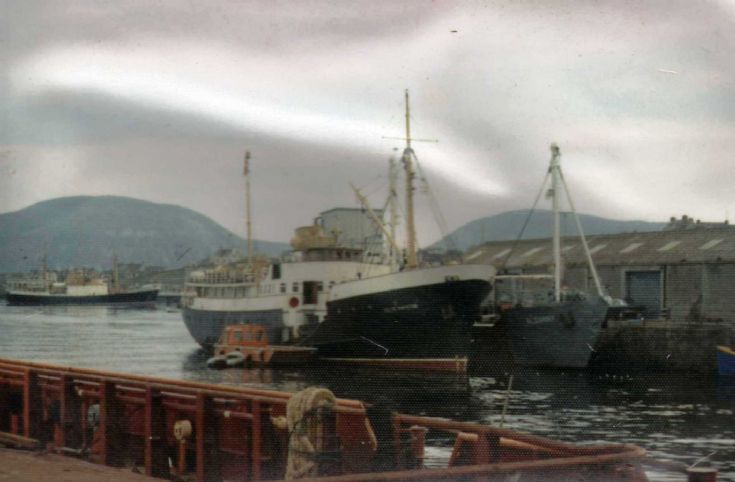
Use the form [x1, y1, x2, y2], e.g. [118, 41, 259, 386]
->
[388, 154, 399, 270]
[403, 89, 418, 269]
[112, 252, 120, 292]
[559, 167, 605, 298]
[549, 143, 606, 299]
[350, 183, 401, 256]
[549, 144, 562, 302]
[42, 250, 49, 288]
[244, 151, 253, 267]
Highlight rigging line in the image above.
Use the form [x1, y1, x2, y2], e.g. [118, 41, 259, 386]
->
[557, 169, 605, 297]
[360, 174, 389, 198]
[411, 150, 456, 252]
[498, 170, 551, 272]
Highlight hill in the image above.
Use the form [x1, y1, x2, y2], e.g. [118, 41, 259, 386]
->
[431, 209, 665, 252]
[0, 196, 289, 273]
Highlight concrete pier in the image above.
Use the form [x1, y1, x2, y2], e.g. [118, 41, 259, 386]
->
[591, 320, 734, 373]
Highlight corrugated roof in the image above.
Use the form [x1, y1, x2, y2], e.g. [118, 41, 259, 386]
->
[466, 226, 735, 268]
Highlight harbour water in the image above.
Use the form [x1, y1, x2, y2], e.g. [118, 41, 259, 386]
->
[0, 303, 733, 480]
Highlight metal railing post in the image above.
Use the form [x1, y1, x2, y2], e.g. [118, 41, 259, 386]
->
[144, 384, 168, 477]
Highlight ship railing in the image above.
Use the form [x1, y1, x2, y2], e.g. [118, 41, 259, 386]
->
[185, 271, 257, 285]
[0, 358, 714, 482]
[493, 275, 601, 306]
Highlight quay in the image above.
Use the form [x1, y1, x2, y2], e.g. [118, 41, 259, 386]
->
[469, 220, 735, 373]
[0, 357, 719, 481]
[0, 446, 156, 481]
[591, 319, 734, 372]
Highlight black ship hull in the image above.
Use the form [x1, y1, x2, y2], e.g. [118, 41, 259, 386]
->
[5, 289, 159, 306]
[504, 297, 608, 368]
[306, 277, 491, 371]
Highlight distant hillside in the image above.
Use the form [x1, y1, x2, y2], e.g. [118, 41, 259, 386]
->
[432, 209, 665, 252]
[0, 196, 289, 273]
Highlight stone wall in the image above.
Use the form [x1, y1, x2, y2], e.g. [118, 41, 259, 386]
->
[591, 320, 734, 372]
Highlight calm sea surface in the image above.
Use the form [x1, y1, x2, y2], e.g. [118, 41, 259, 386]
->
[0, 303, 733, 480]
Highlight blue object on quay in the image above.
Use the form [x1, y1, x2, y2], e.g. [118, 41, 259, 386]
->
[716, 345, 735, 376]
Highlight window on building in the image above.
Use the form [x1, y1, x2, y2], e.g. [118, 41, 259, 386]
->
[272, 264, 281, 280]
[280, 283, 286, 294]
[292, 282, 299, 293]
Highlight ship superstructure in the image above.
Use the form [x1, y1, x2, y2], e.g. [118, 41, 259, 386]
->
[181, 224, 391, 348]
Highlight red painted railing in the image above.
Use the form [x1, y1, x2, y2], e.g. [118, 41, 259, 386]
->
[0, 358, 715, 481]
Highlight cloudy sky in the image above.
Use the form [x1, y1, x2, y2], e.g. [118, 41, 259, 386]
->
[2, 1, 734, 246]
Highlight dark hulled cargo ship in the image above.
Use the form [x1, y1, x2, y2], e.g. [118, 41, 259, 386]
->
[305, 264, 493, 371]
[504, 295, 608, 368]
[6, 289, 158, 306]
[500, 144, 610, 368]
[302, 90, 495, 372]
[5, 290, 158, 306]
[5, 266, 158, 306]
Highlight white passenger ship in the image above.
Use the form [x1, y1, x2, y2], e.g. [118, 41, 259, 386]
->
[181, 224, 391, 348]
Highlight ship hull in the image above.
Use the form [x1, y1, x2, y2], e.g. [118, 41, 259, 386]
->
[5, 290, 159, 306]
[307, 271, 492, 371]
[504, 297, 608, 368]
[182, 307, 285, 349]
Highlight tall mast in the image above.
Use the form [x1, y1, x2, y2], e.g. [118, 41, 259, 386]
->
[112, 252, 120, 292]
[388, 154, 399, 270]
[42, 249, 48, 287]
[549, 143, 562, 302]
[403, 90, 418, 269]
[244, 151, 253, 267]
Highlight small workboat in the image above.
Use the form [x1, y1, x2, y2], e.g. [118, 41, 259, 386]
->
[717, 345, 735, 376]
[206, 324, 316, 369]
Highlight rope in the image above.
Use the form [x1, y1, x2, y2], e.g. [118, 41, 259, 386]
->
[498, 170, 551, 272]
[412, 151, 456, 252]
[284, 387, 338, 480]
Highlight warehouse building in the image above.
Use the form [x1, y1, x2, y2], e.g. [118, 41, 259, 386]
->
[465, 216, 735, 326]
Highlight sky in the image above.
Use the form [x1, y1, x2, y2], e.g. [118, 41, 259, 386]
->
[2, 1, 734, 246]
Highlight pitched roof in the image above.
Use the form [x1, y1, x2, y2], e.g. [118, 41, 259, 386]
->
[466, 226, 735, 268]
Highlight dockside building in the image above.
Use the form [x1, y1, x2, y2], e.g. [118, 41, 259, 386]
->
[465, 216, 735, 326]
